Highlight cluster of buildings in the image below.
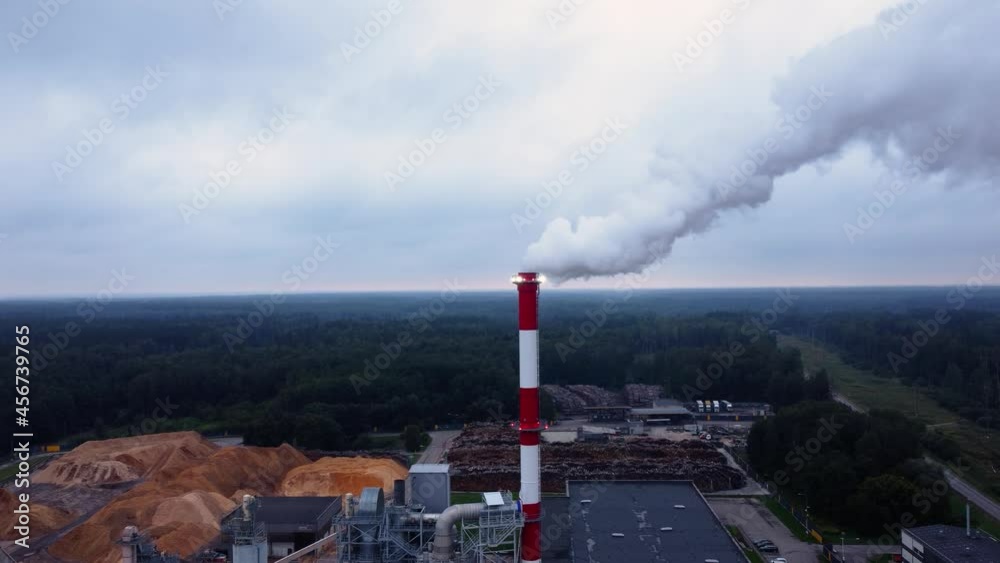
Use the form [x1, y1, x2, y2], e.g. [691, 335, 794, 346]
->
[585, 398, 770, 426]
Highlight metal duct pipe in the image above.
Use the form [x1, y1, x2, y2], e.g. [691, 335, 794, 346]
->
[513, 272, 543, 563]
[120, 526, 138, 563]
[432, 503, 485, 561]
[393, 479, 407, 506]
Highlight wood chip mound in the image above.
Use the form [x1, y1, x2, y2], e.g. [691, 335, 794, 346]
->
[48, 439, 310, 562]
[0, 488, 76, 540]
[34, 431, 219, 486]
[279, 457, 408, 497]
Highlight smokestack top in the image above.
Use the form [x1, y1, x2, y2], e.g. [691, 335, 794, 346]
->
[512, 272, 544, 285]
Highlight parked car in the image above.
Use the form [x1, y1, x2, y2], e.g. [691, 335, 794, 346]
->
[759, 544, 779, 553]
[770, 558, 787, 563]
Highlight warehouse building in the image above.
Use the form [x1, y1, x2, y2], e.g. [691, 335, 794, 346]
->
[542, 481, 748, 563]
[902, 525, 1000, 563]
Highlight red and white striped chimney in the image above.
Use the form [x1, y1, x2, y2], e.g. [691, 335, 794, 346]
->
[513, 272, 542, 563]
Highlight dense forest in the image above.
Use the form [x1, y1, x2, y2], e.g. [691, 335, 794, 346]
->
[778, 308, 1000, 427]
[2, 287, 999, 454]
[747, 401, 953, 534]
[0, 291, 819, 448]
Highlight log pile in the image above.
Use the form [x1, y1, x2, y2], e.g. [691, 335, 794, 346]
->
[450, 424, 745, 493]
[623, 384, 662, 407]
[541, 385, 623, 413]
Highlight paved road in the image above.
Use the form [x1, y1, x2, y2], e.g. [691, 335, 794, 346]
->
[930, 457, 1000, 522]
[417, 430, 461, 464]
[835, 390, 1000, 522]
[710, 497, 818, 563]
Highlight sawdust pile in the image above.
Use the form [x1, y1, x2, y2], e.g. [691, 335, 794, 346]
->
[49, 442, 309, 563]
[0, 488, 76, 539]
[35, 431, 219, 486]
[280, 457, 407, 497]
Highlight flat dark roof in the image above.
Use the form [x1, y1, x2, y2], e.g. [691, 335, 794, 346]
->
[254, 496, 340, 534]
[566, 481, 747, 563]
[541, 497, 572, 563]
[631, 406, 693, 416]
[906, 525, 1000, 563]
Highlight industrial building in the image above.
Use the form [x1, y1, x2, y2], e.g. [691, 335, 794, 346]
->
[586, 399, 769, 425]
[219, 496, 340, 558]
[541, 481, 748, 563]
[902, 525, 1000, 563]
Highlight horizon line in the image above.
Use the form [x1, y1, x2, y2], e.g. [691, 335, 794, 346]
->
[2, 282, 999, 302]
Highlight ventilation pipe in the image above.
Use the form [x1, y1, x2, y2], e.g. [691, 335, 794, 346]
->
[432, 503, 485, 561]
[120, 526, 138, 563]
[513, 272, 543, 563]
[431, 501, 520, 561]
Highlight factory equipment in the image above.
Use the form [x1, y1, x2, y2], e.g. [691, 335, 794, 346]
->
[221, 494, 268, 563]
[332, 273, 537, 562]
[117, 526, 181, 563]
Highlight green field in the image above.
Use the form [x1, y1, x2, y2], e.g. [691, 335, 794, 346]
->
[779, 335, 1000, 502]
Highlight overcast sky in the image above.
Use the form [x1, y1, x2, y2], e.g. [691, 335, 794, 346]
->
[1, 1, 997, 297]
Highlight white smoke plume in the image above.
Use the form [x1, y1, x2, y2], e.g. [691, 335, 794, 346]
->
[524, 0, 1000, 282]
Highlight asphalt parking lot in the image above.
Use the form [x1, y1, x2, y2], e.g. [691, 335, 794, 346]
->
[709, 497, 818, 563]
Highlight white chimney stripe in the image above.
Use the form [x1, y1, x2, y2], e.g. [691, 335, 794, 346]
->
[520, 444, 541, 505]
[519, 330, 539, 389]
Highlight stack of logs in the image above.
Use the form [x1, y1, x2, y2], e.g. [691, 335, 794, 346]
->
[449, 424, 745, 493]
[623, 384, 662, 407]
[541, 385, 623, 413]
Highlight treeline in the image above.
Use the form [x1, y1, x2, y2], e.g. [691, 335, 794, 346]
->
[748, 401, 953, 534]
[0, 297, 820, 449]
[779, 310, 1000, 427]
